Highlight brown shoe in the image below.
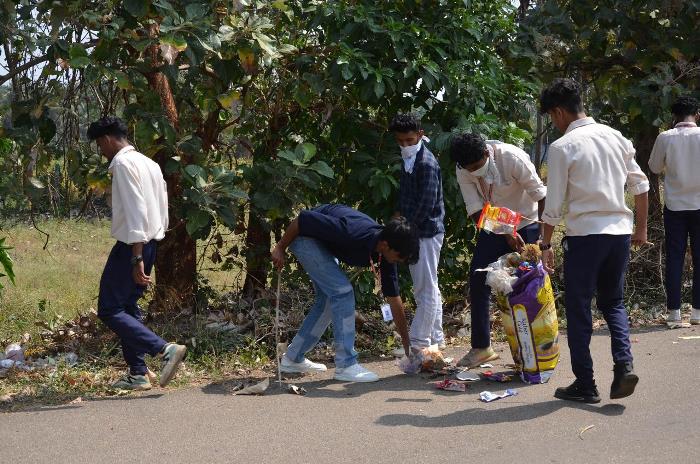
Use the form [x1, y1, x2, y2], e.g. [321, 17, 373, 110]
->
[457, 346, 499, 368]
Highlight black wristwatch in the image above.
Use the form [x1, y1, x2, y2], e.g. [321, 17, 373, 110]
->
[539, 242, 552, 251]
[130, 255, 144, 266]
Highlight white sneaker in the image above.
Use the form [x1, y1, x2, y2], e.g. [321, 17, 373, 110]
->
[334, 363, 379, 383]
[691, 308, 700, 325]
[280, 354, 327, 373]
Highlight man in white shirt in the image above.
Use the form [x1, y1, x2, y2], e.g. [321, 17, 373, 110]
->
[649, 96, 700, 326]
[539, 79, 650, 403]
[87, 116, 186, 391]
[450, 132, 546, 367]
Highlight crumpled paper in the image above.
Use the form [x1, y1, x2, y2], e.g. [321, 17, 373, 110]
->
[434, 379, 467, 392]
[233, 378, 270, 395]
[479, 389, 518, 402]
[456, 370, 480, 381]
[288, 384, 307, 395]
[4, 343, 24, 362]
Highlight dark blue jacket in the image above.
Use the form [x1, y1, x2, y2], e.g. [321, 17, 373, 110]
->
[398, 145, 445, 238]
[298, 204, 399, 297]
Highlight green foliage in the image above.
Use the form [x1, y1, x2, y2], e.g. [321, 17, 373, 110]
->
[0, 237, 15, 291]
[1, 0, 538, 305]
[182, 163, 248, 239]
[514, 1, 700, 134]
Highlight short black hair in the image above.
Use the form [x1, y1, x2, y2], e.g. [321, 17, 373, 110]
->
[87, 116, 128, 140]
[539, 78, 584, 115]
[389, 113, 421, 133]
[450, 132, 487, 168]
[378, 216, 420, 265]
[671, 96, 699, 118]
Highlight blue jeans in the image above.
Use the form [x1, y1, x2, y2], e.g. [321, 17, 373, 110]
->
[286, 237, 358, 368]
[664, 207, 700, 310]
[563, 234, 633, 387]
[469, 223, 541, 349]
[98, 241, 166, 376]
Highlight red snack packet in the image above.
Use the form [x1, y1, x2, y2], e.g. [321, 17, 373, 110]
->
[477, 202, 522, 236]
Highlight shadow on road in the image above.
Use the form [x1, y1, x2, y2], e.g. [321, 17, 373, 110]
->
[375, 400, 625, 428]
[3, 392, 165, 414]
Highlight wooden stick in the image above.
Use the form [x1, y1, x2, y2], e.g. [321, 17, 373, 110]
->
[275, 270, 283, 388]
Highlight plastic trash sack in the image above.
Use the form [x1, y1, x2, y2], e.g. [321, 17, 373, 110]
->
[492, 260, 560, 384]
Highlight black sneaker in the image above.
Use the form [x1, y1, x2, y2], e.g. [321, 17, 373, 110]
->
[610, 362, 638, 399]
[554, 380, 601, 404]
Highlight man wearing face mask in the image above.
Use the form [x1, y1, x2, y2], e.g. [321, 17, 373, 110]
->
[389, 113, 446, 355]
[450, 132, 546, 368]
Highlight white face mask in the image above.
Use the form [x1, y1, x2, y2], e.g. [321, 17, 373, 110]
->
[399, 140, 422, 159]
[469, 157, 490, 177]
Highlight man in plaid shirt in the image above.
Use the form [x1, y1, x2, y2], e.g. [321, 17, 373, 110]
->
[390, 113, 446, 354]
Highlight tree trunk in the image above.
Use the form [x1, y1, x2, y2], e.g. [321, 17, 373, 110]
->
[635, 126, 662, 224]
[242, 204, 270, 299]
[145, 23, 197, 311]
[629, 125, 665, 298]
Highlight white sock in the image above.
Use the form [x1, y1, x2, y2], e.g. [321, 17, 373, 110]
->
[667, 309, 681, 321]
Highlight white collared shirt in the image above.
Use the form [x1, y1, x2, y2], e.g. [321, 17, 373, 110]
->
[648, 121, 700, 211]
[542, 117, 650, 236]
[456, 141, 546, 229]
[108, 145, 169, 244]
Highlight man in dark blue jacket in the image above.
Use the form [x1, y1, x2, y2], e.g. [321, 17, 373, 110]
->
[272, 204, 419, 382]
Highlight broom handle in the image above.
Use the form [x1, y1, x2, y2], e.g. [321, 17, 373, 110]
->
[275, 269, 283, 388]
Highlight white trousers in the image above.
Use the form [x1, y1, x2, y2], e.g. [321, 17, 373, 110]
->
[408, 234, 445, 348]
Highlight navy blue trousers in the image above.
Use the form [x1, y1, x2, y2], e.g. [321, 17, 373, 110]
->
[469, 223, 540, 349]
[563, 234, 633, 387]
[664, 207, 700, 310]
[98, 241, 165, 376]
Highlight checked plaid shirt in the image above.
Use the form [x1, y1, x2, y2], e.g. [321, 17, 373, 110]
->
[398, 145, 445, 238]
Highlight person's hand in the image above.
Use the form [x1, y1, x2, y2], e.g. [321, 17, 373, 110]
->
[132, 261, 151, 286]
[631, 228, 653, 248]
[541, 247, 555, 274]
[271, 244, 286, 270]
[504, 232, 525, 252]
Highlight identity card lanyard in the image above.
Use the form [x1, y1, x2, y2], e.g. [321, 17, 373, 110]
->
[369, 254, 393, 322]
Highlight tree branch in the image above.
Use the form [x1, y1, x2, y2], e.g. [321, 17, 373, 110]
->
[0, 41, 99, 85]
[0, 52, 50, 85]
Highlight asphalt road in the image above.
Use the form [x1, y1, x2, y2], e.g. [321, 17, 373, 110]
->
[2, 325, 699, 464]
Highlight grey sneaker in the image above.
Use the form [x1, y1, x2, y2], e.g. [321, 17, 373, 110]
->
[112, 374, 152, 391]
[666, 310, 689, 328]
[159, 343, 187, 387]
[691, 309, 700, 325]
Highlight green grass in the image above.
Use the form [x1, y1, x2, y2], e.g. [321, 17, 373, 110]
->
[0, 219, 276, 410]
[0, 219, 249, 342]
[0, 220, 113, 342]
